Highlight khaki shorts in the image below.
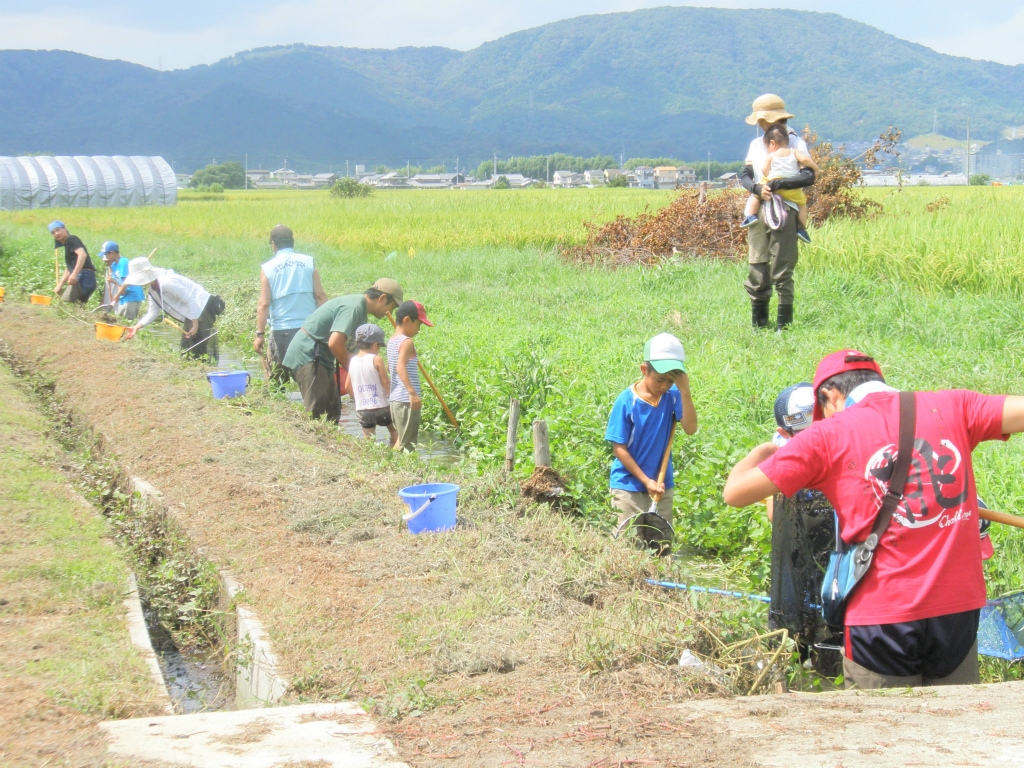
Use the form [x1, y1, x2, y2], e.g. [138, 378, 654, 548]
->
[843, 640, 980, 689]
[391, 400, 421, 451]
[611, 487, 674, 527]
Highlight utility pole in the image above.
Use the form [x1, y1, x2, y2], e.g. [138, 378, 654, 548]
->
[707, 151, 711, 183]
[546, 157, 550, 183]
[966, 117, 971, 184]
[494, 153, 498, 179]
[346, 160, 349, 178]
[244, 152, 248, 190]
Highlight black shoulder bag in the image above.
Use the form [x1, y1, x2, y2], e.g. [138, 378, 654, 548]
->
[820, 391, 916, 628]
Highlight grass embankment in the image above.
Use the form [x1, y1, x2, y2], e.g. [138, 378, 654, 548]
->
[0, 364, 166, 765]
[2, 187, 1024, 598]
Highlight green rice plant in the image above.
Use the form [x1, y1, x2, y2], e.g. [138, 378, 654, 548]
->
[4, 186, 1024, 594]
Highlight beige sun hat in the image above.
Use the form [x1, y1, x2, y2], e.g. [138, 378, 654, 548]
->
[745, 93, 795, 126]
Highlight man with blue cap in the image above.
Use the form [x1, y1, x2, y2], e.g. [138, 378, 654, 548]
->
[49, 221, 97, 304]
[100, 241, 145, 320]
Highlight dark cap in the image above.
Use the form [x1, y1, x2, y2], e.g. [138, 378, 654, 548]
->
[355, 323, 386, 345]
[269, 224, 293, 243]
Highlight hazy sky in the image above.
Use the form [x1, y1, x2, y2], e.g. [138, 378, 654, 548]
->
[2, 1, 1023, 70]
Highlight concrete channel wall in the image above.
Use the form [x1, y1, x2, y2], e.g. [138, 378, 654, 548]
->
[130, 476, 289, 708]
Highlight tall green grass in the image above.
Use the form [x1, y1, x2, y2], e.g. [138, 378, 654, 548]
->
[3, 186, 1024, 592]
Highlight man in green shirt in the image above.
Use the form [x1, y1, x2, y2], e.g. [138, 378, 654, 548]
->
[283, 278, 403, 422]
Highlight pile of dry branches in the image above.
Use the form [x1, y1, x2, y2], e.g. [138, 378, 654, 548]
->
[562, 185, 746, 267]
[804, 125, 901, 221]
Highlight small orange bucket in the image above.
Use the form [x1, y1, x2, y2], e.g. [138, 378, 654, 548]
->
[29, 294, 53, 306]
[95, 322, 126, 342]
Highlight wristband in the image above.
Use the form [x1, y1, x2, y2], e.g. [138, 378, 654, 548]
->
[255, 331, 265, 337]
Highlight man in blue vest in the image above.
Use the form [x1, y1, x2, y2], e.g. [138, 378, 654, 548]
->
[255, 224, 328, 380]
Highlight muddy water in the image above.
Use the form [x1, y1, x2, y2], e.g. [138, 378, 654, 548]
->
[145, 611, 234, 713]
[146, 324, 460, 465]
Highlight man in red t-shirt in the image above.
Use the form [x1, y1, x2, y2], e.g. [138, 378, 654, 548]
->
[724, 349, 1024, 688]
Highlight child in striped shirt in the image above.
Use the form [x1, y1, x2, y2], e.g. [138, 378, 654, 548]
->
[388, 300, 433, 451]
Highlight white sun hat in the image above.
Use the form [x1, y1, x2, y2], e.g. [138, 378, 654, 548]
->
[122, 256, 165, 286]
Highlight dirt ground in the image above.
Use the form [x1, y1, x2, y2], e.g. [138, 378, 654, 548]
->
[4, 302, 1024, 767]
[0, 361, 166, 767]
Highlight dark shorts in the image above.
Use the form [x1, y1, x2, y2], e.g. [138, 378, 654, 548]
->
[357, 406, 392, 429]
[845, 608, 980, 684]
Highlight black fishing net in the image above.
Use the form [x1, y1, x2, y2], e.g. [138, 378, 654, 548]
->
[769, 489, 838, 648]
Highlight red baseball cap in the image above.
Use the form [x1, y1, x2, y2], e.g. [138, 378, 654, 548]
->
[811, 349, 884, 421]
[396, 300, 434, 327]
[413, 301, 434, 327]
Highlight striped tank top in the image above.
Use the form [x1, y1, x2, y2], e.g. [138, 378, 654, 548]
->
[387, 333, 420, 403]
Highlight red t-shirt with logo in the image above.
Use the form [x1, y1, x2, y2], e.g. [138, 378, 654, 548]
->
[760, 390, 1007, 626]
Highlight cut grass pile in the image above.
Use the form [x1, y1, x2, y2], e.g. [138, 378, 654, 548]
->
[0, 363, 166, 764]
[2, 186, 1024, 600]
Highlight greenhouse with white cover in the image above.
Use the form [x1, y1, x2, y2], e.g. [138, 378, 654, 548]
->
[0, 156, 177, 211]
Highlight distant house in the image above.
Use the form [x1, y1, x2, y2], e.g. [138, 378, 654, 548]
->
[313, 173, 338, 188]
[677, 165, 698, 187]
[246, 169, 271, 183]
[271, 165, 296, 181]
[287, 175, 318, 190]
[604, 169, 625, 184]
[364, 171, 409, 189]
[254, 179, 286, 189]
[583, 170, 606, 186]
[719, 172, 739, 188]
[174, 173, 192, 189]
[552, 170, 584, 188]
[407, 173, 463, 189]
[654, 166, 680, 190]
[632, 166, 655, 189]
[495, 173, 536, 189]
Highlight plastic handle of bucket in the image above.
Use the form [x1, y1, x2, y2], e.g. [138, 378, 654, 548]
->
[402, 494, 437, 522]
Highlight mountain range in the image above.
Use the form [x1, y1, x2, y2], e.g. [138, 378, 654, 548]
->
[1, 6, 1022, 173]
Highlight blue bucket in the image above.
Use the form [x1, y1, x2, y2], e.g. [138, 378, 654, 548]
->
[207, 370, 250, 399]
[398, 483, 459, 534]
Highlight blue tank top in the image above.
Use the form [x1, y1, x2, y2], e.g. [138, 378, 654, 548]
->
[261, 248, 316, 331]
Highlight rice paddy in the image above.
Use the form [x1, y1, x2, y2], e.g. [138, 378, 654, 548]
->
[2, 185, 1024, 596]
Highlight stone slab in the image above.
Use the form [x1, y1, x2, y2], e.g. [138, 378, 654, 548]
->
[100, 702, 409, 767]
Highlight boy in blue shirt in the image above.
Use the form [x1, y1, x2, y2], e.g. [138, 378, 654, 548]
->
[605, 333, 698, 529]
[100, 241, 145, 320]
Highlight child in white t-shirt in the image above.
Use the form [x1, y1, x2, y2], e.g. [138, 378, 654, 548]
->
[347, 323, 397, 443]
[742, 125, 820, 244]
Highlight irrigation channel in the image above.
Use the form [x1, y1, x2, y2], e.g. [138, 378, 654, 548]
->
[147, 323, 460, 465]
[0, 340, 241, 714]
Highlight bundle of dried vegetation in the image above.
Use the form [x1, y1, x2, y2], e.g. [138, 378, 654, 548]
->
[564, 126, 902, 268]
[562, 185, 747, 267]
[804, 125, 901, 222]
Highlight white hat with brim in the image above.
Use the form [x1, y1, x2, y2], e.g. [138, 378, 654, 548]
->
[745, 93, 795, 126]
[122, 256, 165, 286]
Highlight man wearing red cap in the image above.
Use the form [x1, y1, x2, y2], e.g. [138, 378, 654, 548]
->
[724, 350, 1024, 688]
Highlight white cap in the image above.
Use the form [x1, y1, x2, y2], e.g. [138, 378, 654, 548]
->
[644, 333, 686, 374]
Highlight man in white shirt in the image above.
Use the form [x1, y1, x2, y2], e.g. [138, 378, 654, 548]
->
[122, 257, 222, 360]
[739, 94, 816, 331]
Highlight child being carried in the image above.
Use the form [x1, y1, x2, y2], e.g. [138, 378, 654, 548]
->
[742, 125, 819, 244]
